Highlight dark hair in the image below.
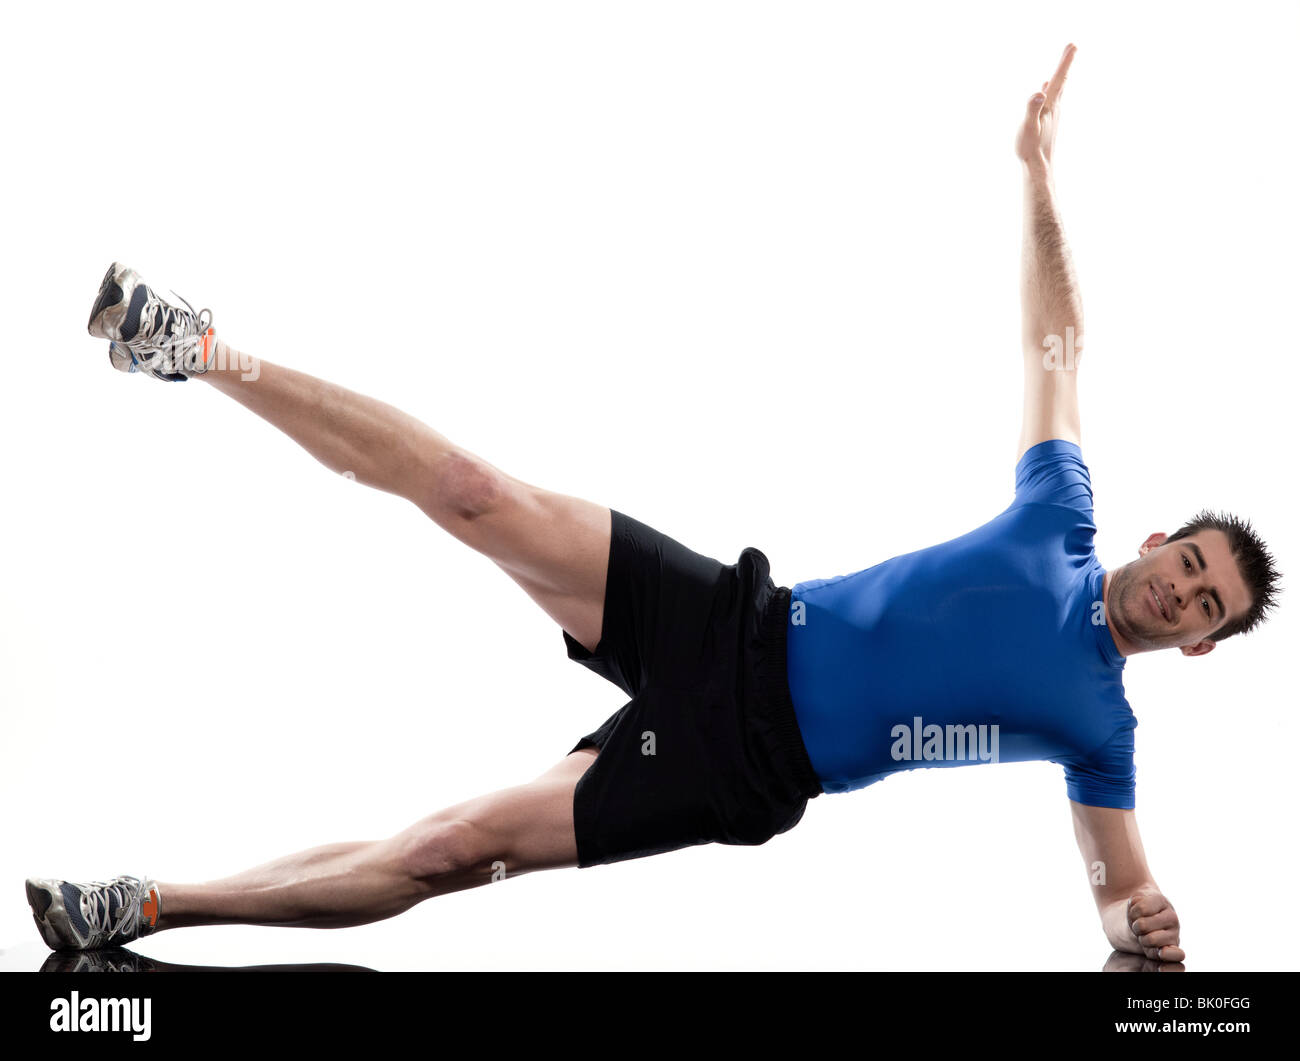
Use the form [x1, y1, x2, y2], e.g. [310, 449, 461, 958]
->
[1166, 510, 1280, 641]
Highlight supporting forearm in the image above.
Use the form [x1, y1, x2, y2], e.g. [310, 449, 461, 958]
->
[1020, 168, 1085, 357]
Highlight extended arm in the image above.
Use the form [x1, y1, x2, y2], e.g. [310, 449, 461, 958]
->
[1069, 800, 1186, 963]
[1016, 44, 1084, 462]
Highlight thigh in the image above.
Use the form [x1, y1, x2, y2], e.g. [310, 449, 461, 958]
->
[486, 487, 612, 653]
[442, 747, 599, 875]
[416, 457, 611, 651]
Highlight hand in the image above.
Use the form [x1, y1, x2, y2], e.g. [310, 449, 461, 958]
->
[1015, 43, 1077, 172]
[1126, 887, 1186, 963]
[1103, 950, 1186, 973]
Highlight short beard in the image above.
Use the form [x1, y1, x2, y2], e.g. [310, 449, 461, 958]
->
[1107, 562, 1161, 653]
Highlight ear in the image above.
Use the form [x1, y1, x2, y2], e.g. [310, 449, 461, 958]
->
[1180, 640, 1216, 658]
[1139, 531, 1168, 557]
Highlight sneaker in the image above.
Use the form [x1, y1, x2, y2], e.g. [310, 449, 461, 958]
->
[108, 341, 140, 375]
[39, 947, 164, 973]
[87, 263, 215, 381]
[26, 876, 162, 951]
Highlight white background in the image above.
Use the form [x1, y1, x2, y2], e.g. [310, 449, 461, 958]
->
[1, 0, 1296, 972]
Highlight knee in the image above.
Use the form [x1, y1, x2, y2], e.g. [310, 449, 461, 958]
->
[398, 815, 494, 883]
[436, 451, 510, 521]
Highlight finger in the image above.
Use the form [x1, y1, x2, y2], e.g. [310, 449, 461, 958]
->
[1127, 893, 1168, 919]
[1131, 908, 1178, 935]
[1044, 42, 1077, 107]
[1151, 944, 1186, 964]
[1136, 928, 1181, 949]
[1025, 92, 1046, 124]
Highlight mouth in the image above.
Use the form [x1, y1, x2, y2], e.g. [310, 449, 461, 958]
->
[1148, 582, 1171, 624]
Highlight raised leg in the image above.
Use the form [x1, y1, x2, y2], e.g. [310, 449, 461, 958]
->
[200, 342, 610, 651]
[156, 747, 598, 930]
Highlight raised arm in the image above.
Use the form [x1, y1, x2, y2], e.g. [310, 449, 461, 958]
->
[1069, 800, 1186, 963]
[1016, 44, 1084, 462]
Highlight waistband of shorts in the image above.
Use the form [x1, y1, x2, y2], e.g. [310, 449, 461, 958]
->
[756, 585, 824, 800]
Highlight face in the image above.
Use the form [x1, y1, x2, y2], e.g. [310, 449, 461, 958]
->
[1104, 530, 1253, 656]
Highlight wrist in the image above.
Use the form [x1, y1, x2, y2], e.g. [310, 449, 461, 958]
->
[1021, 156, 1054, 187]
[1101, 898, 1141, 952]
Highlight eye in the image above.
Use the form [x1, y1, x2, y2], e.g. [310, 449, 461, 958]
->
[1202, 597, 1211, 616]
[1183, 555, 1192, 571]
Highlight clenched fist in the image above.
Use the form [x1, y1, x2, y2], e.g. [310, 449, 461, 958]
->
[1127, 886, 1186, 964]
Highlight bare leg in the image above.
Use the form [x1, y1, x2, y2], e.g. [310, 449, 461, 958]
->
[200, 341, 610, 651]
[149, 347, 610, 931]
[156, 748, 597, 930]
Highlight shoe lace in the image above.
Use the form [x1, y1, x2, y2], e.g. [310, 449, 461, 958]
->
[170, 290, 213, 337]
[163, 290, 214, 356]
[130, 290, 214, 374]
[81, 876, 146, 946]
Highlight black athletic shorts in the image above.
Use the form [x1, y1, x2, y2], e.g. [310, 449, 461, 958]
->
[563, 509, 823, 868]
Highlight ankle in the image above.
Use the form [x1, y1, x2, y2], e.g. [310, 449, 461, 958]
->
[199, 340, 262, 383]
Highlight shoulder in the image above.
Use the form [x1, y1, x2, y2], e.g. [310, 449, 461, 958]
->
[1012, 438, 1094, 515]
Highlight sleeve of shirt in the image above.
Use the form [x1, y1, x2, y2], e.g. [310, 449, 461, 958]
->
[1012, 439, 1094, 517]
[1057, 722, 1137, 810]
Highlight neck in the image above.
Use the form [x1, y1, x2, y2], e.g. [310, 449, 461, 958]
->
[1102, 569, 1138, 657]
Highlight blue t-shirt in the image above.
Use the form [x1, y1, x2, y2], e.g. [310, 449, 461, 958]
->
[785, 440, 1135, 807]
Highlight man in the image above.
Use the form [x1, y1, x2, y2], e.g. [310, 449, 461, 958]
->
[27, 44, 1278, 965]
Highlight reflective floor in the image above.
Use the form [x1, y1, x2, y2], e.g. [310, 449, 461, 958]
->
[0, 940, 375, 974]
[1, 938, 1181, 973]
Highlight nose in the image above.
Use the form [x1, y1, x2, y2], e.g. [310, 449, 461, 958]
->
[1170, 577, 1189, 613]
